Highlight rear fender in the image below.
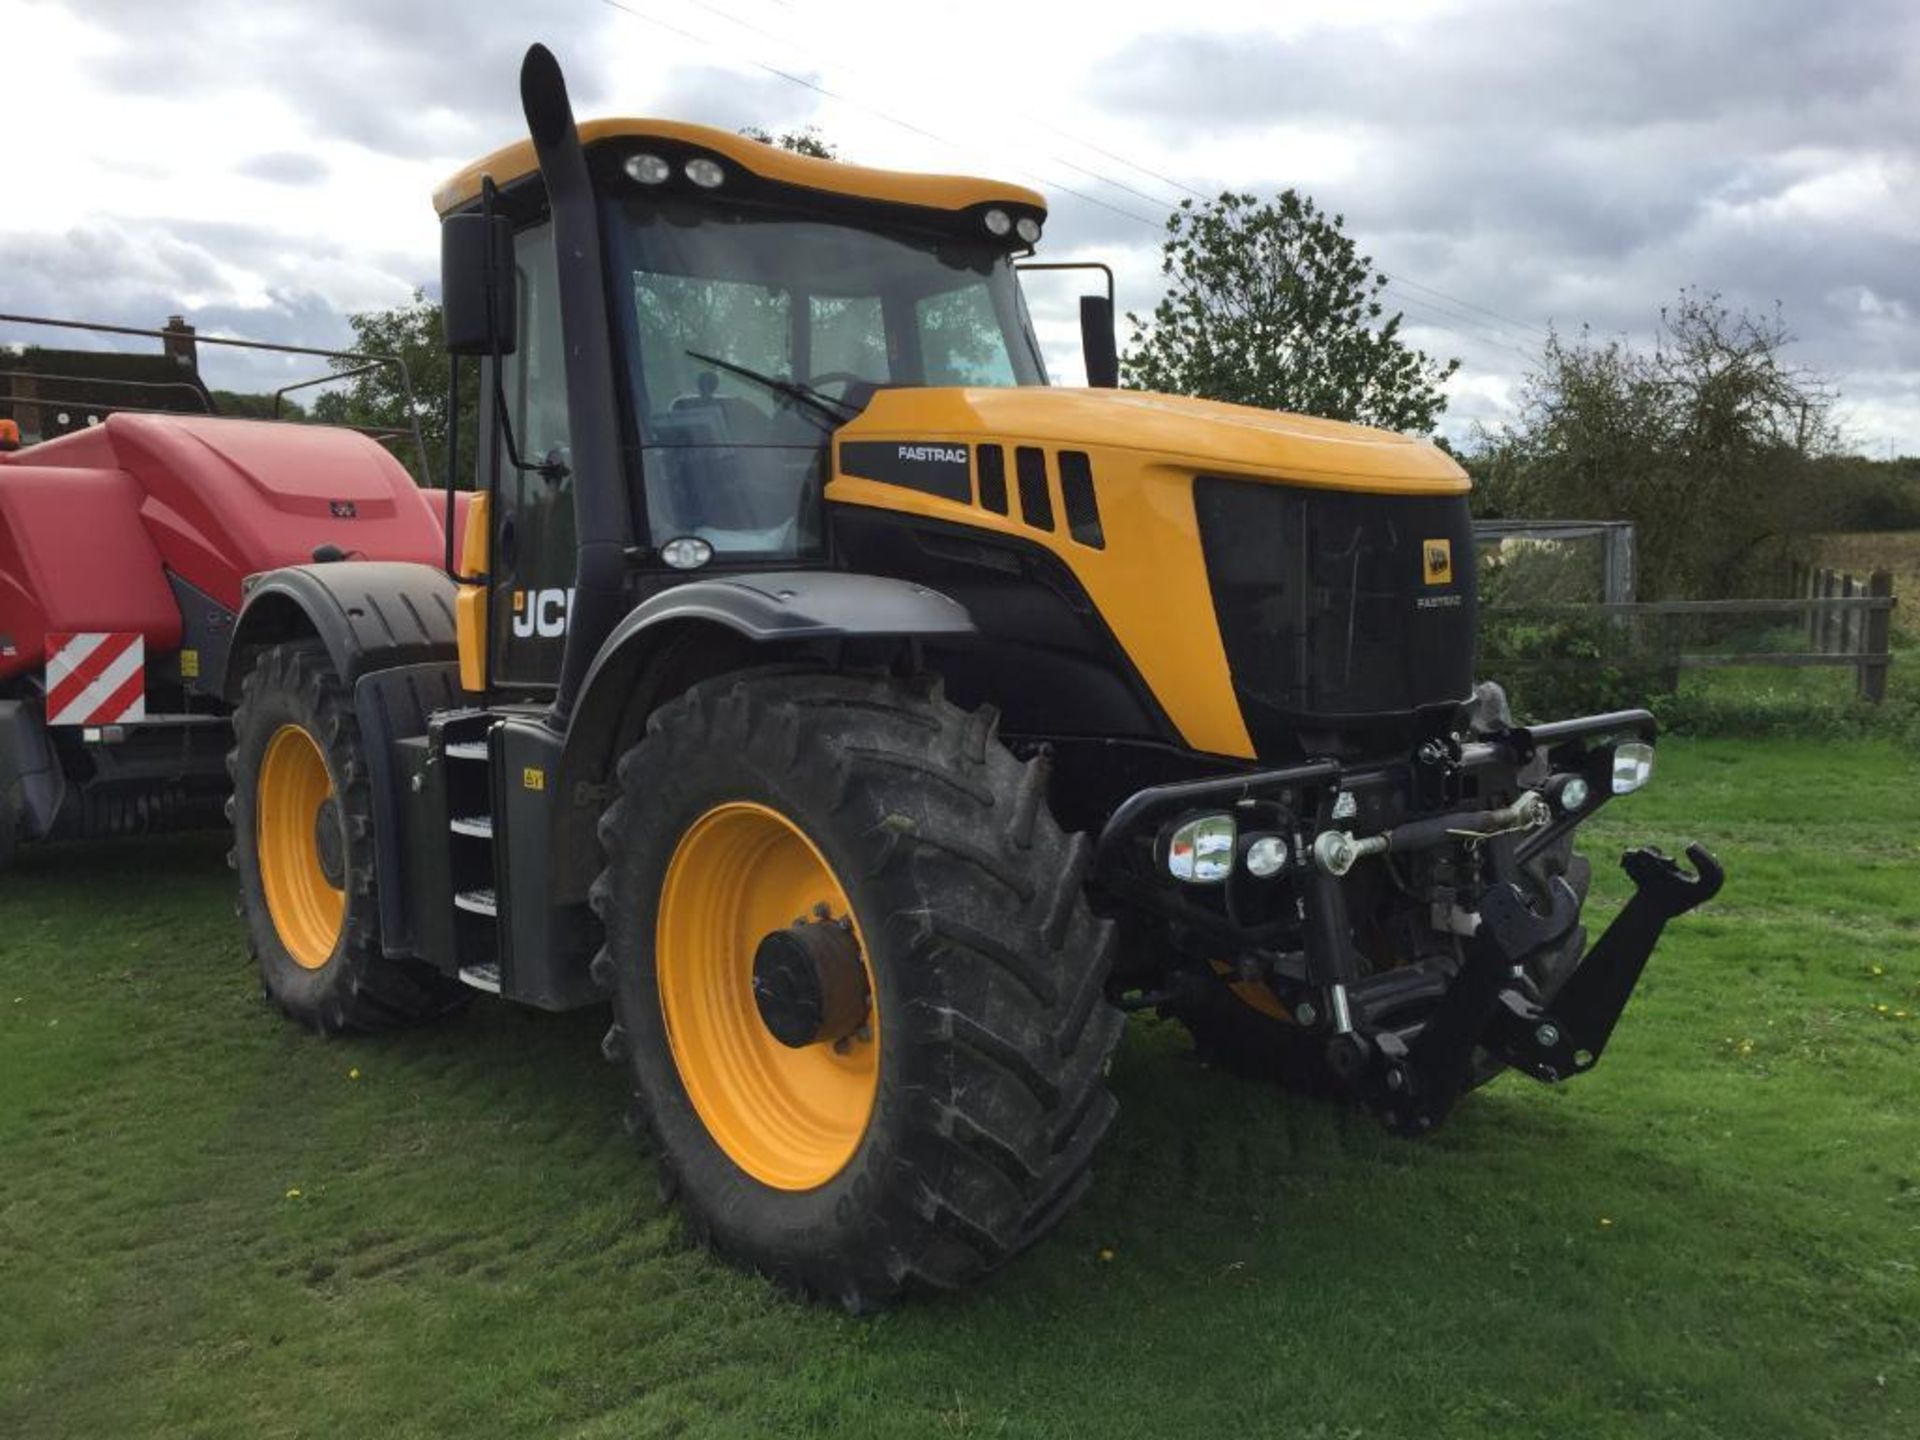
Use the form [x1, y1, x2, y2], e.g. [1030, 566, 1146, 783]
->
[221, 562, 458, 702]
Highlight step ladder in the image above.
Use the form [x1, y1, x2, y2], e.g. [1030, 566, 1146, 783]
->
[442, 724, 503, 995]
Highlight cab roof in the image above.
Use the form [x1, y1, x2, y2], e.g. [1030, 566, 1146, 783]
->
[432, 118, 1048, 220]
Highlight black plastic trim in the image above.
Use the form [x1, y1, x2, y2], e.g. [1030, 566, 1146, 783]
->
[221, 563, 458, 701]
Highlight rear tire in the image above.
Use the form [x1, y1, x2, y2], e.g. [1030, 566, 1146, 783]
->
[0, 747, 20, 873]
[593, 670, 1124, 1310]
[227, 641, 462, 1033]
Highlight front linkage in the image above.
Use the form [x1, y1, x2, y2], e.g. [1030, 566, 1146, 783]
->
[1097, 703, 1725, 1134]
[1340, 841, 1723, 1135]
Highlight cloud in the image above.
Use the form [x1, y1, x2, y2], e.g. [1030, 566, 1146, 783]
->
[1087, 0, 1920, 446]
[77, 0, 621, 160]
[235, 151, 330, 186]
[646, 64, 824, 137]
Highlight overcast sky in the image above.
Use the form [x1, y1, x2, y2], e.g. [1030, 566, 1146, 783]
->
[1, 0, 1913, 453]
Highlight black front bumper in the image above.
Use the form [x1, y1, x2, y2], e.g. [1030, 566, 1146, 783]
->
[1092, 708, 1723, 1130]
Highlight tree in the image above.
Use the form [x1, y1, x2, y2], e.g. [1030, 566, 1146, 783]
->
[1470, 290, 1838, 598]
[312, 290, 475, 486]
[210, 390, 304, 420]
[1123, 191, 1458, 433]
[740, 125, 836, 160]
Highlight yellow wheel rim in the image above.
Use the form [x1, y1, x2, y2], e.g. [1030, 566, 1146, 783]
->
[656, 802, 879, 1191]
[257, 724, 345, 971]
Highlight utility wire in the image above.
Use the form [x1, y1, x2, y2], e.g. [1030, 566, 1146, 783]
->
[595, 0, 1550, 361]
[598, 0, 1164, 228]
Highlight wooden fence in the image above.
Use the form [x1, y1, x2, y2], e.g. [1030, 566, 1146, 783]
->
[1489, 568, 1898, 701]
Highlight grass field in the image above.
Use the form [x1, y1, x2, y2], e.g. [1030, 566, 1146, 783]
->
[3, 738, 1917, 1438]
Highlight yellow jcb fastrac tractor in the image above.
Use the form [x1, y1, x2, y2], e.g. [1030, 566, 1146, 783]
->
[223, 45, 1721, 1308]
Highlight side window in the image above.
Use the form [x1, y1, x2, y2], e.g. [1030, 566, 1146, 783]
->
[916, 285, 1018, 387]
[810, 295, 888, 381]
[502, 224, 569, 468]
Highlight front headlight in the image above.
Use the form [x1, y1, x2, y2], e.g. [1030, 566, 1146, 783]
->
[1166, 813, 1236, 884]
[1612, 742, 1655, 794]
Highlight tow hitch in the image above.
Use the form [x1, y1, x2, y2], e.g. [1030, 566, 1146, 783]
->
[1344, 844, 1725, 1136]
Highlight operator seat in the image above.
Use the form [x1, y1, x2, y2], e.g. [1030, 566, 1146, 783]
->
[670, 370, 769, 443]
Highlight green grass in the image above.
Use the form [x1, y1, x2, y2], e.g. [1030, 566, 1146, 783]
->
[3, 738, 1917, 1438]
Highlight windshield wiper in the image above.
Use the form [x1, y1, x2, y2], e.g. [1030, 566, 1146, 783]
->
[683, 350, 859, 426]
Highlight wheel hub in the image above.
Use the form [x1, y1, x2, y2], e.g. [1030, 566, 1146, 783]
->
[752, 919, 869, 1048]
[313, 797, 345, 888]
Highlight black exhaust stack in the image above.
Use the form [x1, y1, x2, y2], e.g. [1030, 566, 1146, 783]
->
[519, 43, 631, 727]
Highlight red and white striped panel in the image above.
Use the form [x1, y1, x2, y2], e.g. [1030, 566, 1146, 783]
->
[45, 632, 147, 726]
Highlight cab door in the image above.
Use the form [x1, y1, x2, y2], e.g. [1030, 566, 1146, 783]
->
[487, 220, 576, 690]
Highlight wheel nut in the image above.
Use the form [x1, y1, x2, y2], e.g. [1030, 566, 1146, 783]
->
[1535, 1023, 1561, 1049]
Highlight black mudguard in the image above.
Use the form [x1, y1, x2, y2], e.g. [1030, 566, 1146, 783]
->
[547, 571, 978, 901]
[220, 562, 458, 702]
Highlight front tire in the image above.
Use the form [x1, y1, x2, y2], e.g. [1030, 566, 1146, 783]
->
[593, 671, 1123, 1310]
[228, 641, 462, 1033]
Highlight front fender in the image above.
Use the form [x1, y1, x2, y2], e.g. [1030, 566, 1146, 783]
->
[221, 562, 457, 701]
[545, 571, 977, 902]
[575, 570, 974, 704]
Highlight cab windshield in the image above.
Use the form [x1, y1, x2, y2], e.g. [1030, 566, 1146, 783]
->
[605, 195, 1046, 560]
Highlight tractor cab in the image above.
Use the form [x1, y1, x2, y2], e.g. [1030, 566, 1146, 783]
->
[433, 118, 1071, 695]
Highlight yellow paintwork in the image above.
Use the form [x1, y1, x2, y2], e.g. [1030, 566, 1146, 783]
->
[434, 118, 1048, 219]
[828, 388, 1470, 760]
[655, 801, 879, 1191]
[456, 493, 491, 694]
[257, 724, 343, 971]
[1210, 958, 1291, 1021]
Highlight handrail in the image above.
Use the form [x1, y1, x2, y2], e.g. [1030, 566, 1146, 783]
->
[0, 311, 432, 483]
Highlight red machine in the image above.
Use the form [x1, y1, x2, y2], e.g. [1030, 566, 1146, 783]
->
[0, 412, 465, 867]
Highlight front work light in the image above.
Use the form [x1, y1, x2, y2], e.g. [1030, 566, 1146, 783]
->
[983, 208, 1012, 237]
[660, 535, 714, 570]
[625, 153, 671, 184]
[1243, 834, 1289, 878]
[1167, 813, 1236, 885]
[1612, 742, 1655, 794]
[1015, 216, 1041, 244]
[685, 157, 726, 189]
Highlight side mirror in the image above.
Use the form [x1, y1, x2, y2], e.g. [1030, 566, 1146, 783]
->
[1080, 294, 1119, 388]
[441, 213, 517, 357]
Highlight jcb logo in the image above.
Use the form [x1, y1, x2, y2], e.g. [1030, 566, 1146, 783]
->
[511, 588, 573, 639]
[1422, 539, 1453, 587]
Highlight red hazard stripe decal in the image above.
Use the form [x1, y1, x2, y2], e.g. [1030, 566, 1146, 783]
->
[45, 632, 146, 726]
[91, 665, 148, 725]
[48, 634, 133, 717]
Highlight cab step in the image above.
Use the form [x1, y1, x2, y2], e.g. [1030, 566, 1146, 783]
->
[445, 739, 488, 761]
[457, 963, 502, 994]
[454, 887, 498, 917]
[450, 814, 494, 838]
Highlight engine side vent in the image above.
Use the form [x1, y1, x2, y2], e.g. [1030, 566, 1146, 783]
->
[1058, 451, 1103, 549]
[1015, 446, 1053, 531]
[976, 444, 1009, 514]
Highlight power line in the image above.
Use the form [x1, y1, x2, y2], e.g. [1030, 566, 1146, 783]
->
[1380, 271, 1553, 342]
[643, 0, 1194, 215]
[595, 0, 1549, 362]
[598, 0, 1164, 228]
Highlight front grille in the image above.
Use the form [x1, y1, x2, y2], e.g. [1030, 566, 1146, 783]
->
[1194, 477, 1477, 743]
